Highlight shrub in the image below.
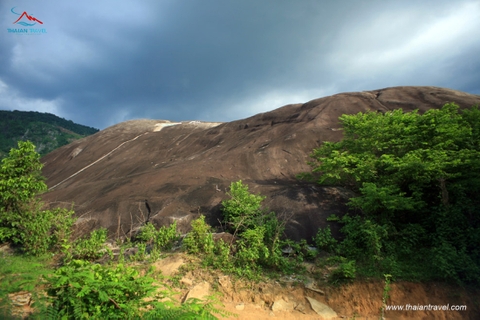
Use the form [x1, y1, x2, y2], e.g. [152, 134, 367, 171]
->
[21, 207, 75, 256]
[183, 215, 214, 255]
[45, 260, 154, 318]
[70, 228, 109, 261]
[314, 225, 338, 253]
[43, 259, 225, 319]
[328, 257, 356, 284]
[154, 221, 178, 250]
[137, 222, 156, 243]
[222, 180, 265, 233]
[304, 104, 480, 283]
[211, 239, 233, 271]
[0, 141, 75, 256]
[236, 226, 268, 268]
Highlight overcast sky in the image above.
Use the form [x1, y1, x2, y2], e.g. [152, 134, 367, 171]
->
[1, 0, 479, 129]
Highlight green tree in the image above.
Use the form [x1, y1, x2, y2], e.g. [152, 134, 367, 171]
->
[183, 215, 215, 255]
[306, 103, 480, 283]
[221, 181, 289, 274]
[0, 140, 74, 255]
[0, 141, 47, 243]
[222, 180, 265, 234]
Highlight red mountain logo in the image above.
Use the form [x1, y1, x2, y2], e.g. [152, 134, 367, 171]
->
[11, 7, 43, 26]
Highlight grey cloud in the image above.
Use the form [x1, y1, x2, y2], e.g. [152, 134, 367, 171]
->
[0, 0, 479, 129]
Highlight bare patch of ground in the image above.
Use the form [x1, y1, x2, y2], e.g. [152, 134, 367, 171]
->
[150, 254, 480, 320]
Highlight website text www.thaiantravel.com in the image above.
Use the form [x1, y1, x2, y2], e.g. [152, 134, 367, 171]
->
[385, 304, 467, 311]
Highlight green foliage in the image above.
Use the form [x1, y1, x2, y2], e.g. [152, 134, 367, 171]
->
[222, 180, 265, 233]
[43, 259, 223, 319]
[222, 181, 290, 271]
[70, 228, 109, 261]
[338, 215, 388, 263]
[327, 256, 356, 284]
[236, 226, 269, 272]
[314, 225, 338, 253]
[21, 207, 75, 256]
[138, 221, 178, 254]
[0, 110, 99, 158]
[380, 274, 392, 318]
[46, 260, 149, 319]
[0, 140, 46, 217]
[137, 222, 157, 243]
[183, 215, 215, 255]
[210, 239, 234, 271]
[0, 253, 53, 318]
[0, 141, 75, 255]
[155, 222, 178, 250]
[131, 242, 147, 261]
[182, 182, 303, 279]
[306, 103, 480, 284]
[261, 212, 288, 269]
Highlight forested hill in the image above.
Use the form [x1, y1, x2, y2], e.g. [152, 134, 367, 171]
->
[0, 110, 99, 159]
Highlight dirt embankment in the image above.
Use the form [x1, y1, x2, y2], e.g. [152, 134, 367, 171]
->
[152, 254, 480, 320]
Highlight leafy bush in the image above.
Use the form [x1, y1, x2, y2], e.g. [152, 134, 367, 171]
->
[210, 239, 234, 271]
[261, 211, 288, 268]
[236, 226, 269, 270]
[314, 225, 338, 253]
[43, 259, 224, 319]
[70, 228, 109, 261]
[21, 207, 75, 256]
[222, 180, 265, 233]
[183, 215, 214, 255]
[137, 222, 157, 243]
[0, 141, 47, 245]
[305, 104, 480, 284]
[154, 221, 178, 250]
[0, 141, 75, 255]
[222, 181, 290, 271]
[328, 256, 356, 284]
[131, 242, 147, 261]
[182, 185, 301, 278]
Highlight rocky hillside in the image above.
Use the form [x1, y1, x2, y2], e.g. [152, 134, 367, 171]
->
[41, 86, 480, 240]
[0, 110, 99, 158]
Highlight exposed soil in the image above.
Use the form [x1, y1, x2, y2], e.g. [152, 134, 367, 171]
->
[151, 254, 480, 320]
[3, 248, 479, 319]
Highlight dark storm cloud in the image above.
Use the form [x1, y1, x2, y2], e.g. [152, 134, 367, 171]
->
[1, 0, 479, 129]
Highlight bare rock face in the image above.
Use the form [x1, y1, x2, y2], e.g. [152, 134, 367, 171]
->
[184, 281, 211, 302]
[306, 297, 337, 319]
[272, 299, 295, 312]
[41, 86, 480, 240]
[8, 291, 33, 319]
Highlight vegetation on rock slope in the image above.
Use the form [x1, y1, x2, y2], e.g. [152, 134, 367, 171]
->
[303, 103, 480, 284]
[1, 102, 479, 318]
[0, 141, 227, 319]
[0, 110, 98, 159]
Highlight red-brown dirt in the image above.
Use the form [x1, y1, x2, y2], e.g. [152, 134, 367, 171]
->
[150, 254, 480, 320]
